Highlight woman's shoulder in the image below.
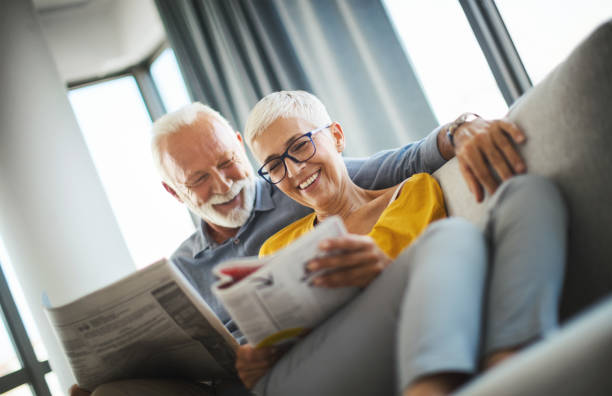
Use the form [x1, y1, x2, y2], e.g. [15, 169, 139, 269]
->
[259, 213, 317, 257]
[391, 172, 440, 201]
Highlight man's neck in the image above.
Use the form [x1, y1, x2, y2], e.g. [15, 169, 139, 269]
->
[205, 222, 240, 244]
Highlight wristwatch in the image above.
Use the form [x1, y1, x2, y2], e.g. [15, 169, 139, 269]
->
[446, 112, 480, 147]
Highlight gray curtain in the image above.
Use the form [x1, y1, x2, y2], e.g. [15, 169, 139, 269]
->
[154, 0, 438, 157]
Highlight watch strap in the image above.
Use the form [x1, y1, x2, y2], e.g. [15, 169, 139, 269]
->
[446, 112, 480, 147]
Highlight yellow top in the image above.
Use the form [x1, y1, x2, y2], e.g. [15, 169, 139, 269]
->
[259, 173, 446, 259]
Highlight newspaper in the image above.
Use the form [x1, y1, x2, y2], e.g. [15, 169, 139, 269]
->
[44, 259, 239, 391]
[212, 216, 359, 347]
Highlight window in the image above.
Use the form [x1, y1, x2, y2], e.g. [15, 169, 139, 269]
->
[495, 0, 612, 84]
[0, 248, 53, 395]
[3, 384, 33, 396]
[383, 0, 509, 122]
[69, 74, 195, 269]
[0, 318, 21, 376]
[150, 48, 191, 112]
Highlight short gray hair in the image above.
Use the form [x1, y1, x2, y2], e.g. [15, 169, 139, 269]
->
[244, 90, 332, 149]
[151, 102, 234, 187]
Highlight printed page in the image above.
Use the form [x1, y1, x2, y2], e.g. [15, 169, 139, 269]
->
[45, 259, 238, 390]
[213, 216, 359, 346]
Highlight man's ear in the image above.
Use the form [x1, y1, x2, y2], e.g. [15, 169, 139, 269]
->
[235, 131, 251, 158]
[235, 131, 244, 145]
[330, 122, 346, 153]
[162, 181, 183, 203]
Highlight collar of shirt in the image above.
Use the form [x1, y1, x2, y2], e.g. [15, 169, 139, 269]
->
[189, 179, 277, 258]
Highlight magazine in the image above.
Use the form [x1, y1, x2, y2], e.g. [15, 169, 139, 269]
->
[44, 259, 238, 391]
[212, 216, 358, 347]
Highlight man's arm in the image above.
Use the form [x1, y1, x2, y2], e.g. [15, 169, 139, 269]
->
[346, 126, 446, 190]
[346, 117, 527, 202]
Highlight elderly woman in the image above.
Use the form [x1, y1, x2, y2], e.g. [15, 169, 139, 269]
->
[239, 91, 567, 396]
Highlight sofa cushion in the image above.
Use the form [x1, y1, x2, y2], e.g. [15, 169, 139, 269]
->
[433, 19, 612, 321]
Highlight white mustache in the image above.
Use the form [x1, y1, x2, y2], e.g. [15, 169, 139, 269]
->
[207, 178, 250, 205]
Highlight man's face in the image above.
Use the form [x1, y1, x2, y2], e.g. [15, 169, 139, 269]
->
[160, 114, 256, 228]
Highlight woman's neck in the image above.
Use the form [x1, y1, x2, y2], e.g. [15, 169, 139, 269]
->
[314, 180, 377, 224]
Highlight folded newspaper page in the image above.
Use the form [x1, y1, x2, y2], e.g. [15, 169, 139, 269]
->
[212, 216, 359, 347]
[44, 259, 239, 391]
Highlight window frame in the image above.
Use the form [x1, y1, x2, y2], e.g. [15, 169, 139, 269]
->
[0, 262, 52, 395]
[458, 0, 532, 104]
[68, 42, 170, 122]
[67, 43, 201, 232]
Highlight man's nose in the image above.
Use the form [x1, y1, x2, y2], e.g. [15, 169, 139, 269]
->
[210, 169, 232, 193]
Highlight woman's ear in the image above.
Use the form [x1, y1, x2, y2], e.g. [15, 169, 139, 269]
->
[330, 122, 345, 153]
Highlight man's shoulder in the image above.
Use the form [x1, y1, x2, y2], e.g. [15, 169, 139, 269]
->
[170, 229, 202, 262]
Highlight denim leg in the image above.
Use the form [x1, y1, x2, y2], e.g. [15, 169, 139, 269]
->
[398, 218, 487, 391]
[481, 175, 568, 356]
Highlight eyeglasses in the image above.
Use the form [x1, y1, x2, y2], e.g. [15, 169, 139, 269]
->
[258, 124, 331, 185]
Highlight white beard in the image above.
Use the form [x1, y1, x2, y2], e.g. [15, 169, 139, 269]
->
[187, 177, 255, 228]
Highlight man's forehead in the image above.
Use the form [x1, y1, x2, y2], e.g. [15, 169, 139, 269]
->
[171, 116, 234, 149]
[162, 115, 237, 170]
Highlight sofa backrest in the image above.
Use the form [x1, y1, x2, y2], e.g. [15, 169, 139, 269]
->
[433, 19, 612, 322]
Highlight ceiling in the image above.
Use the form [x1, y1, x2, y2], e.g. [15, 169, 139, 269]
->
[34, 0, 166, 82]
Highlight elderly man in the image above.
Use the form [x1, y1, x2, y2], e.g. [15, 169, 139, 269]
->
[70, 101, 525, 396]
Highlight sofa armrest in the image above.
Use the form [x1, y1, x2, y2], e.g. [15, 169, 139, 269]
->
[455, 296, 612, 396]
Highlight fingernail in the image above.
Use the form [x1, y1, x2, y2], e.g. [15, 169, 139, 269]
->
[319, 241, 330, 249]
[307, 262, 317, 271]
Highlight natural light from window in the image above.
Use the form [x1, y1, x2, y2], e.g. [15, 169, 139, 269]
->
[151, 48, 192, 112]
[0, 238, 48, 374]
[0, 315, 21, 377]
[495, 0, 612, 84]
[383, 0, 509, 123]
[69, 77, 195, 269]
[2, 383, 33, 396]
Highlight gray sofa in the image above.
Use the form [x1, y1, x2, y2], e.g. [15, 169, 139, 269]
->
[433, 20, 612, 395]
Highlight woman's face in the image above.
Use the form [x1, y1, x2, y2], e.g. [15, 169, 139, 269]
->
[250, 117, 348, 211]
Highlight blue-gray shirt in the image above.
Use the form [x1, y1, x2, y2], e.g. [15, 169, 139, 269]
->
[171, 128, 445, 341]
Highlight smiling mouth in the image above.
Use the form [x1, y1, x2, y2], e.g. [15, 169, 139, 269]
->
[298, 170, 320, 190]
[213, 190, 241, 207]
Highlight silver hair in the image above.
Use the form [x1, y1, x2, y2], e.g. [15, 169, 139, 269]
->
[244, 90, 332, 150]
[150, 102, 234, 187]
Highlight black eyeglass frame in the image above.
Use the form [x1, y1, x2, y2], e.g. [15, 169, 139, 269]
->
[257, 123, 332, 185]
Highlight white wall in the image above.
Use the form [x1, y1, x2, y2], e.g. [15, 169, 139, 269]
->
[38, 0, 165, 83]
[0, 0, 136, 390]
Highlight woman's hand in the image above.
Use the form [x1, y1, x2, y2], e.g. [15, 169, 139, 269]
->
[236, 345, 285, 389]
[307, 234, 391, 288]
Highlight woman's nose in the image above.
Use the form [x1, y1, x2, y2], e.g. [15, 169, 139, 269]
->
[285, 158, 305, 179]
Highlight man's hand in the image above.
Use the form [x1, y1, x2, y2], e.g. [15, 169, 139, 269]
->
[69, 384, 91, 396]
[450, 117, 526, 202]
[306, 234, 391, 288]
[236, 345, 285, 389]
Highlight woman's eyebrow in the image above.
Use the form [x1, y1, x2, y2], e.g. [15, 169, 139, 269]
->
[263, 133, 303, 163]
